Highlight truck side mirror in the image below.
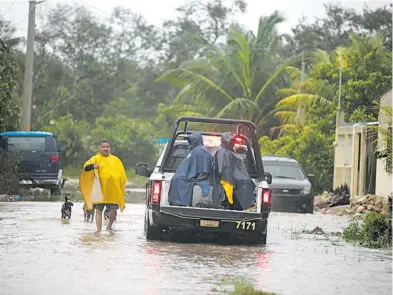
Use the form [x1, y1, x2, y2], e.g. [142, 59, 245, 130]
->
[264, 172, 272, 185]
[136, 162, 152, 178]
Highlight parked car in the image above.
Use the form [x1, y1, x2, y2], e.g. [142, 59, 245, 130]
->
[0, 131, 66, 196]
[262, 155, 314, 214]
[136, 116, 273, 244]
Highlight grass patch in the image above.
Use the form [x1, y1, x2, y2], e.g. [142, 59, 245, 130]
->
[343, 211, 392, 249]
[212, 277, 275, 295]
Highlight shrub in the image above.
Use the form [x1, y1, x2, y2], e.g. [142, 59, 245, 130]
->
[0, 149, 20, 195]
[343, 211, 392, 248]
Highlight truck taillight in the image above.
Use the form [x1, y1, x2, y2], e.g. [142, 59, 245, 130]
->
[151, 181, 162, 204]
[262, 189, 271, 204]
[50, 155, 59, 162]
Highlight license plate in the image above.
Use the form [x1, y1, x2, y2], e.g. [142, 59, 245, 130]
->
[200, 220, 219, 227]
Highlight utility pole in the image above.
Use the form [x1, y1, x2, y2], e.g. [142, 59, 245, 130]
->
[21, 0, 44, 131]
[336, 48, 345, 127]
[297, 51, 306, 125]
[338, 48, 343, 110]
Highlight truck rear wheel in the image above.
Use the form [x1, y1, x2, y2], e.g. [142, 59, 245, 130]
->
[144, 209, 162, 240]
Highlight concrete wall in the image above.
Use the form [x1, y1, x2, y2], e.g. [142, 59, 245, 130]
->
[333, 126, 353, 189]
[375, 89, 392, 197]
[376, 159, 392, 197]
[333, 124, 368, 197]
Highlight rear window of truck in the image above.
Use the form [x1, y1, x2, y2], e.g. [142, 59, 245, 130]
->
[166, 142, 256, 175]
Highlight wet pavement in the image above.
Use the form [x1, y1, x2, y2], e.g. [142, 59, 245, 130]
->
[0, 197, 391, 295]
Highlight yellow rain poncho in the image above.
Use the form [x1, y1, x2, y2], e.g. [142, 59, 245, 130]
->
[79, 153, 127, 212]
[220, 179, 234, 204]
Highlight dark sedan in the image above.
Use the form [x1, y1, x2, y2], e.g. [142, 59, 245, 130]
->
[262, 155, 314, 214]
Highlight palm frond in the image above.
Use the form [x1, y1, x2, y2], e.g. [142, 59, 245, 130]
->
[215, 97, 259, 118]
[157, 68, 234, 102]
[367, 105, 392, 174]
[255, 54, 302, 103]
[276, 93, 320, 109]
[284, 66, 310, 83]
[277, 88, 298, 97]
[274, 111, 297, 124]
[311, 49, 331, 65]
[227, 28, 252, 97]
[159, 103, 206, 118]
[172, 84, 193, 104]
[254, 11, 285, 48]
[211, 47, 248, 97]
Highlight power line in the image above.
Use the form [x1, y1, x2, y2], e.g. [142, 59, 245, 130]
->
[1, 0, 16, 18]
[13, 2, 35, 27]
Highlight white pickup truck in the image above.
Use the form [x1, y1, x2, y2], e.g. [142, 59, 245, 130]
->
[136, 117, 272, 244]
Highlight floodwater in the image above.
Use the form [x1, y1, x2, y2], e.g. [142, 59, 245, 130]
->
[0, 195, 391, 295]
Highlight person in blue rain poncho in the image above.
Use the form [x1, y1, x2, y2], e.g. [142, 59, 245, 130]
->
[211, 132, 256, 210]
[168, 132, 212, 206]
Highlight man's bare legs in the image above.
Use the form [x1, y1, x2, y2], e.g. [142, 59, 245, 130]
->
[107, 208, 117, 230]
[95, 209, 103, 232]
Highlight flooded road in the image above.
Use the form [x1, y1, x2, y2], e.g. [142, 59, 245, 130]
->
[0, 199, 391, 295]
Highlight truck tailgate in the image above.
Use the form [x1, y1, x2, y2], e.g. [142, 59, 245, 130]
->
[160, 205, 262, 222]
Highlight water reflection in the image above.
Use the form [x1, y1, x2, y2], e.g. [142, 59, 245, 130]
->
[144, 246, 162, 295]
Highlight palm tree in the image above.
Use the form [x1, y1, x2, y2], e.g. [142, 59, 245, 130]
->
[368, 102, 392, 174]
[274, 49, 338, 127]
[156, 11, 299, 134]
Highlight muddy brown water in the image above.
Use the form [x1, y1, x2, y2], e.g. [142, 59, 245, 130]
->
[0, 193, 391, 295]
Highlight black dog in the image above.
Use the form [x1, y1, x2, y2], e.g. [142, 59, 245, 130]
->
[83, 203, 94, 222]
[61, 196, 74, 219]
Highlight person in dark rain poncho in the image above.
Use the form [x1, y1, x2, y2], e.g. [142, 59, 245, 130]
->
[212, 132, 256, 210]
[168, 132, 212, 206]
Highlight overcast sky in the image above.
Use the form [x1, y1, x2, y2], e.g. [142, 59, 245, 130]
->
[0, 0, 390, 38]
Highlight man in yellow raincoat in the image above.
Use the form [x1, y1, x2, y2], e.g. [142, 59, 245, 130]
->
[79, 140, 127, 232]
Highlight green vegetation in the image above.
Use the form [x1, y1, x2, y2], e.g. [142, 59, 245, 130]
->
[0, 2, 392, 192]
[0, 149, 20, 195]
[368, 104, 393, 174]
[0, 38, 20, 131]
[343, 212, 392, 249]
[212, 277, 275, 295]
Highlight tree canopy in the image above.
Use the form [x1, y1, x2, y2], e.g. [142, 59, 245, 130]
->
[1, 1, 391, 190]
